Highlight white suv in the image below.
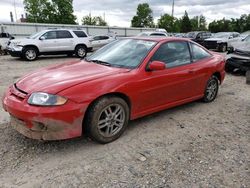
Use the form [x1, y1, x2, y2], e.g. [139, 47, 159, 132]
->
[7, 29, 93, 61]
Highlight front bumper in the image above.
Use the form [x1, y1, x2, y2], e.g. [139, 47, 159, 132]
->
[226, 57, 250, 72]
[7, 46, 23, 57]
[2, 86, 88, 140]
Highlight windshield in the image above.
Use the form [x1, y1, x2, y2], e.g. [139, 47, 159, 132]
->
[27, 31, 44, 39]
[86, 39, 157, 69]
[214, 32, 230, 38]
[186, 32, 198, 38]
[244, 35, 250, 42]
[240, 31, 250, 39]
[137, 32, 149, 36]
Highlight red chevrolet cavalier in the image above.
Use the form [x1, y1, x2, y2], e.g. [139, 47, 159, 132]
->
[2, 37, 225, 143]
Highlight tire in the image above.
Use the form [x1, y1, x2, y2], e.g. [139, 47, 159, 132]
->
[85, 96, 129, 144]
[75, 45, 87, 58]
[220, 43, 227, 52]
[202, 75, 219, 103]
[225, 63, 235, 73]
[22, 47, 38, 61]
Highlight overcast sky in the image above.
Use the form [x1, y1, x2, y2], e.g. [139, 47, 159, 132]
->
[0, 0, 249, 27]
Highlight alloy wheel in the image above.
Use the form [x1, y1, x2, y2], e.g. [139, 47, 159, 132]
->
[97, 104, 125, 137]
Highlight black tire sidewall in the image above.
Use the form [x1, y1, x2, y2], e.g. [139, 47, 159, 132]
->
[86, 96, 129, 144]
[203, 76, 219, 103]
[23, 47, 37, 61]
[75, 45, 87, 58]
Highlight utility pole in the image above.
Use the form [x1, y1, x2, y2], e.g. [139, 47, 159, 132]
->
[171, 0, 175, 17]
[13, 0, 18, 22]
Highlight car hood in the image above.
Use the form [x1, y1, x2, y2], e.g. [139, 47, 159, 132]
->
[10, 38, 34, 44]
[205, 38, 227, 42]
[231, 41, 250, 52]
[16, 60, 130, 94]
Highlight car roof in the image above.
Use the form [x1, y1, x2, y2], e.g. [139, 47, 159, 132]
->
[126, 37, 191, 42]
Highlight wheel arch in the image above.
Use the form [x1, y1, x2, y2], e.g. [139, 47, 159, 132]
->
[82, 92, 132, 133]
[212, 72, 222, 84]
[75, 43, 87, 50]
[22, 45, 39, 53]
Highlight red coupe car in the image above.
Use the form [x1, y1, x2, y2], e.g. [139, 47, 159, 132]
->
[2, 37, 225, 143]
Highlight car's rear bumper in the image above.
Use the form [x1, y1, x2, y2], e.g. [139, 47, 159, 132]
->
[2, 86, 88, 140]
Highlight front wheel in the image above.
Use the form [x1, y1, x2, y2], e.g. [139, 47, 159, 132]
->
[202, 75, 219, 103]
[22, 47, 38, 61]
[85, 96, 129, 144]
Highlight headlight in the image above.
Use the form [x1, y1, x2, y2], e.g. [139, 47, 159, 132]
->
[12, 41, 21, 45]
[28, 92, 67, 106]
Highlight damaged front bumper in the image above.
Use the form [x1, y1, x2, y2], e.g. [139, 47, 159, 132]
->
[2, 86, 88, 140]
[226, 52, 250, 72]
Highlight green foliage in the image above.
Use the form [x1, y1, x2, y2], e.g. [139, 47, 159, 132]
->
[158, 14, 174, 32]
[131, 3, 154, 28]
[81, 15, 107, 26]
[190, 15, 207, 31]
[24, 0, 76, 24]
[180, 11, 192, 32]
[209, 14, 250, 33]
[157, 14, 181, 32]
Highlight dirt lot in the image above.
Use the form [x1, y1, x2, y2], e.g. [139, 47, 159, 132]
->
[0, 55, 249, 188]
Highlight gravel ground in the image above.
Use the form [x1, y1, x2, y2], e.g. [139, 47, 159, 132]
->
[0, 55, 249, 188]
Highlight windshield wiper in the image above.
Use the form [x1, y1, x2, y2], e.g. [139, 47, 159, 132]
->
[91, 59, 111, 67]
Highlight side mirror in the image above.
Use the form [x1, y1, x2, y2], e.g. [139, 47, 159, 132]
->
[147, 61, 166, 71]
[11, 36, 15, 40]
[229, 36, 233, 39]
[39, 36, 45, 40]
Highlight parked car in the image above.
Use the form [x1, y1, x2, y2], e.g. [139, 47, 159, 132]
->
[204, 32, 239, 52]
[227, 31, 250, 51]
[90, 35, 116, 51]
[7, 29, 93, 61]
[0, 32, 14, 54]
[186, 31, 212, 46]
[137, 31, 168, 37]
[2, 37, 225, 143]
[226, 35, 250, 74]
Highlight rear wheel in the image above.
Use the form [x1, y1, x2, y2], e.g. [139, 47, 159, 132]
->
[85, 96, 129, 144]
[75, 45, 87, 58]
[202, 75, 219, 103]
[23, 47, 38, 61]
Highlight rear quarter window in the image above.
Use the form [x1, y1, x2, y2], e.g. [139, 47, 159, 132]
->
[191, 43, 211, 61]
[73, 31, 87, 38]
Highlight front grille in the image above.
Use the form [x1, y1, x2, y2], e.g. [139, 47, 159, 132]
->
[234, 49, 250, 57]
[204, 41, 217, 49]
[14, 84, 28, 95]
[10, 84, 28, 99]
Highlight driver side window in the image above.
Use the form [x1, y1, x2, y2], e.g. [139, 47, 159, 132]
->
[42, 31, 57, 40]
[151, 42, 191, 68]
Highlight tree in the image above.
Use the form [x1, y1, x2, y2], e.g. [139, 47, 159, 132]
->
[82, 14, 97, 25]
[131, 3, 154, 28]
[81, 15, 107, 26]
[50, 0, 76, 24]
[180, 11, 192, 32]
[190, 15, 207, 31]
[157, 14, 181, 32]
[158, 14, 174, 32]
[24, 0, 76, 24]
[95, 16, 108, 26]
